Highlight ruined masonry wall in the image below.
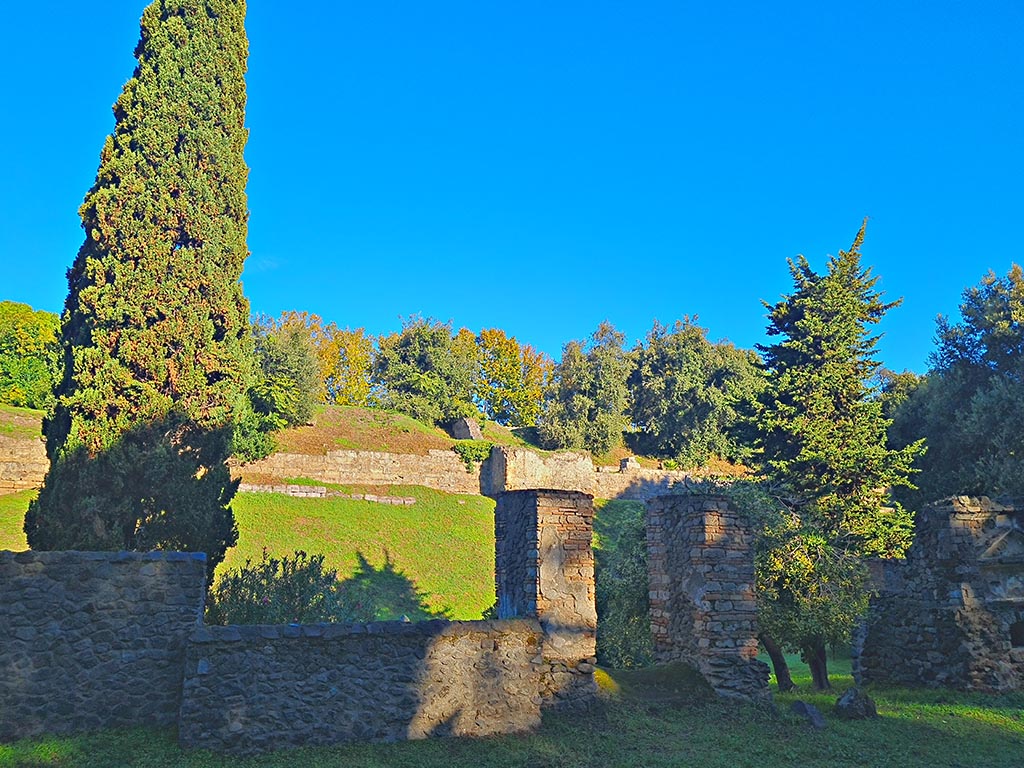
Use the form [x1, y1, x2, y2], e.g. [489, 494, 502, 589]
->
[0, 551, 207, 741]
[0, 489, 601, 751]
[855, 496, 1024, 692]
[241, 449, 481, 495]
[179, 620, 542, 754]
[646, 494, 769, 701]
[240, 446, 691, 501]
[495, 490, 598, 709]
[0, 435, 47, 493]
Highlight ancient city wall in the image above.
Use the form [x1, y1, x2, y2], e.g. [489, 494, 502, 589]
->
[241, 449, 482, 495]
[242, 445, 689, 501]
[0, 435, 47, 493]
[646, 494, 769, 701]
[0, 551, 207, 741]
[855, 496, 1024, 692]
[179, 619, 543, 754]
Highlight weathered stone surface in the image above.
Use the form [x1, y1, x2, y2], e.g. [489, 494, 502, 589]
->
[484, 447, 692, 501]
[495, 490, 598, 710]
[855, 496, 1024, 692]
[834, 688, 877, 719]
[0, 550, 207, 741]
[0, 434, 47, 493]
[646, 494, 770, 702]
[179, 619, 543, 754]
[791, 700, 827, 729]
[237, 483, 416, 504]
[447, 418, 485, 440]
[240, 449, 483, 494]
[239, 444, 693, 501]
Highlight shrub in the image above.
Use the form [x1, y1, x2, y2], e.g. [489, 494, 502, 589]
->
[230, 397, 279, 463]
[206, 549, 351, 625]
[595, 501, 654, 668]
[452, 440, 493, 471]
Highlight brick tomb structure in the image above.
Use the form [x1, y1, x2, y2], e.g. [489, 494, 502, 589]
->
[645, 493, 769, 701]
[494, 489, 598, 708]
[855, 496, 1024, 691]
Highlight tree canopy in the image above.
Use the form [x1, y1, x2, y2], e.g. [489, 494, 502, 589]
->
[0, 301, 59, 410]
[750, 222, 922, 688]
[538, 321, 632, 455]
[372, 317, 479, 426]
[26, 0, 252, 579]
[476, 328, 550, 427]
[250, 314, 322, 428]
[890, 264, 1024, 507]
[628, 318, 763, 467]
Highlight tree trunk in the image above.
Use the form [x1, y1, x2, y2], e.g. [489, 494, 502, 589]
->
[804, 641, 831, 690]
[759, 633, 795, 692]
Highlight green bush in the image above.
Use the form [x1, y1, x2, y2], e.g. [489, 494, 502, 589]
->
[594, 500, 654, 668]
[452, 440, 493, 471]
[207, 548, 450, 625]
[230, 397, 280, 463]
[207, 549, 351, 625]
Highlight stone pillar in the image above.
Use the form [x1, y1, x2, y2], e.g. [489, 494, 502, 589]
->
[646, 494, 769, 701]
[495, 489, 597, 709]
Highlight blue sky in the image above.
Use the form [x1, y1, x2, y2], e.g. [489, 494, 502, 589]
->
[2, 1, 1020, 373]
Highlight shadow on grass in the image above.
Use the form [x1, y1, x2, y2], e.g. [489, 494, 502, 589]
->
[4, 679, 1024, 768]
[338, 549, 451, 622]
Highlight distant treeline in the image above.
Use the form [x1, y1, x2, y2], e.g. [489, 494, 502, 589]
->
[4, 262, 1023, 505]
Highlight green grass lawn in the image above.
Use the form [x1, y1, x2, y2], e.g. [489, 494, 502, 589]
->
[3, 661, 1021, 768]
[0, 404, 44, 440]
[0, 489, 31, 550]
[226, 487, 495, 620]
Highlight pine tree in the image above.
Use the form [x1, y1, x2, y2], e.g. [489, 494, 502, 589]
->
[752, 222, 923, 688]
[25, 0, 252, 579]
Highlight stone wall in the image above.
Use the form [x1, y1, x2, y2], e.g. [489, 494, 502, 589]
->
[242, 445, 689, 502]
[0, 435, 47, 493]
[237, 482, 416, 505]
[645, 494, 769, 701]
[855, 496, 1024, 692]
[484, 447, 690, 500]
[179, 619, 542, 754]
[495, 490, 598, 709]
[0, 488, 601, 751]
[4, 430, 693, 502]
[241, 449, 482, 495]
[0, 551, 207, 741]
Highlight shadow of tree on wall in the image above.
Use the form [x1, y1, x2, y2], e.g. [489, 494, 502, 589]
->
[339, 550, 451, 622]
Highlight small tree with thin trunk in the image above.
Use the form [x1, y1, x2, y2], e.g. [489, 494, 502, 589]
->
[751, 222, 922, 689]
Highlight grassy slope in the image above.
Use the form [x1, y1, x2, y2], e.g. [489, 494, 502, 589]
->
[0, 404, 44, 440]
[0, 486, 495, 619]
[0, 489, 31, 550]
[274, 405, 540, 457]
[227, 487, 495, 619]
[3, 661, 1022, 768]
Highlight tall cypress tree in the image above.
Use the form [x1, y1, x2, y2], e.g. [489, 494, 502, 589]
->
[25, 0, 252, 578]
